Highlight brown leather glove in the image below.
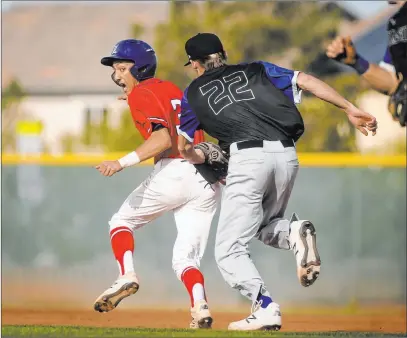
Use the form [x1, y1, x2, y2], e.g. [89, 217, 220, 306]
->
[388, 77, 407, 127]
[193, 142, 229, 185]
[326, 36, 357, 65]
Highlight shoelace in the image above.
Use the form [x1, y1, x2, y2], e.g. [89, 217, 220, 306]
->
[190, 305, 202, 329]
[251, 299, 263, 315]
[190, 318, 199, 329]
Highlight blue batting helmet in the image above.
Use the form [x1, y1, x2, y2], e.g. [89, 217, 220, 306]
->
[101, 39, 157, 81]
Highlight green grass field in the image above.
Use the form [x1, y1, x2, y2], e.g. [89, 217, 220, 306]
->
[2, 326, 405, 338]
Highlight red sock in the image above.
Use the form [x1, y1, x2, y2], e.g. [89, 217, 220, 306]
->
[181, 267, 206, 307]
[110, 226, 134, 275]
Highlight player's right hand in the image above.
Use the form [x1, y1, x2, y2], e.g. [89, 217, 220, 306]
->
[345, 105, 378, 136]
[95, 160, 123, 177]
[326, 36, 357, 65]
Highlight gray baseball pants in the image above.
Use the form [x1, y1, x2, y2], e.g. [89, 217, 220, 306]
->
[214, 140, 299, 302]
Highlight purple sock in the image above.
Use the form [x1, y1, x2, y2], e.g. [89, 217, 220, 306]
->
[257, 286, 273, 308]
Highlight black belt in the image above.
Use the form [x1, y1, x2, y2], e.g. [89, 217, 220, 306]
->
[236, 139, 294, 150]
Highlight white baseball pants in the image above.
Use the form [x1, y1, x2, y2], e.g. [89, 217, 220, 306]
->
[109, 158, 220, 280]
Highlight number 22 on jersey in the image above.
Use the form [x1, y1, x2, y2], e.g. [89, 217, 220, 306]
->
[199, 70, 255, 115]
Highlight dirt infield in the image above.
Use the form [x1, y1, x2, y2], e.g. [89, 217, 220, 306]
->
[2, 307, 406, 333]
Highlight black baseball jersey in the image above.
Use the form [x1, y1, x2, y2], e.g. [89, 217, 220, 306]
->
[178, 62, 304, 151]
[383, 3, 407, 78]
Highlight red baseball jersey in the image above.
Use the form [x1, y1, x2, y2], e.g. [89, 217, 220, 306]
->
[127, 78, 205, 159]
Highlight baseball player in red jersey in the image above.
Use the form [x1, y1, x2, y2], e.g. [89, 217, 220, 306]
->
[93, 39, 220, 329]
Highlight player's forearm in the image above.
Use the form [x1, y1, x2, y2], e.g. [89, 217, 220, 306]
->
[297, 72, 353, 112]
[361, 64, 399, 95]
[136, 128, 172, 162]
[118, 128, 172, 168]
[178, 136, 205, 164]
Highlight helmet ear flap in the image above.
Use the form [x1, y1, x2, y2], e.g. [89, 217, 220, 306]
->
[130, 64, 140, 81]
[130, 64, 156, 81]
[141, 64, 157, 79]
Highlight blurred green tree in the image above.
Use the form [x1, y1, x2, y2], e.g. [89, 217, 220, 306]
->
[132, 23, 144, 39]
[153, 1, 341, 89]
[100, 109, 144, 152]
[62, 107, 144, 153]
[1, 79, 25, 152]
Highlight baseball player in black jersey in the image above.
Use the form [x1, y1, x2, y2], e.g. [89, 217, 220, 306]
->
[178, 33, 378, 331]
[326, 1, 407, 126]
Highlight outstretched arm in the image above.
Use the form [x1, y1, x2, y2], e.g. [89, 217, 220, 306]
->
[95, 127, 172, 177]
[326, 36, 398, 95]
[359, 64, 398, 95]
[296, 72, 378, 136]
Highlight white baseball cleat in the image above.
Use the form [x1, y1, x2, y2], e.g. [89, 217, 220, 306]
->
[289, 213, 321, 287]
[228, 300, 282, 331]
[189, 299, 213, 329]
[94, 272, 139, 312]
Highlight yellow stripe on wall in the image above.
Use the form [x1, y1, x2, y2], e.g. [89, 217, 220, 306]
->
[2, 153, 406, 167]
[1, 153, 154, 166]
[298, 153, 406, 168]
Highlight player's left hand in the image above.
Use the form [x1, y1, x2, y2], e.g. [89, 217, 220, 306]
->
[192, 142, 229, 185]
[345, 106, 378, 136]
[95, 160, 123, 177]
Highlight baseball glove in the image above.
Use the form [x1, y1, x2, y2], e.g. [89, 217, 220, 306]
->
[388, 78, 407, 127]
[334, 36, 357, 65]
[193, 142, 229, 185]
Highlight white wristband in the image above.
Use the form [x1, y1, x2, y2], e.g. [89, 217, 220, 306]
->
[118, 151, 140, 168]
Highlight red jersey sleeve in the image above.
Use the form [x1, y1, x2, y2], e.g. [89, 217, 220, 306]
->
[127, 88, 168, 139]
